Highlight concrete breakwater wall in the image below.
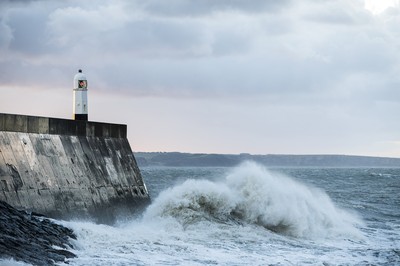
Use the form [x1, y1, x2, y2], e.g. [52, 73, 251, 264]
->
[0, 113, 150, 223]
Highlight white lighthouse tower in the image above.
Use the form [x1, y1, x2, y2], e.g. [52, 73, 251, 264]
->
[73, 69, 88, 121]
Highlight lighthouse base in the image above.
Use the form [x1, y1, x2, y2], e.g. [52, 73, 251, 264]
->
[74, 114, 88, 121]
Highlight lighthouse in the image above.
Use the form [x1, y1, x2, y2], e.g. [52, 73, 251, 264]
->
[73, 69, 88, 121]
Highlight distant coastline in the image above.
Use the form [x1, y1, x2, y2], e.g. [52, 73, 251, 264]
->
[135, 152, 400, 168]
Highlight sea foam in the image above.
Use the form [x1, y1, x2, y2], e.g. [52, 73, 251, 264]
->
[143, 161, 363, 239]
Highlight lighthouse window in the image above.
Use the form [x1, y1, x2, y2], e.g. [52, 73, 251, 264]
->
[78, 80, 87, 89]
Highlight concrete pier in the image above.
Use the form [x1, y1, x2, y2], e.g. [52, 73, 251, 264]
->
[0, 113, 150, 223]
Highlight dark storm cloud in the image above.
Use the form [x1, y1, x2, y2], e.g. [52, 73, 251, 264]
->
[0, 0, 399, 100]
[0, 0, 68, 55]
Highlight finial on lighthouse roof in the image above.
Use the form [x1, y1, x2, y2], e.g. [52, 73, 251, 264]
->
[78, 69, 82, 73]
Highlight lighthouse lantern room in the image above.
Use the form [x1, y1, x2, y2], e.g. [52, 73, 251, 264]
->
[73, 69, 88, 121]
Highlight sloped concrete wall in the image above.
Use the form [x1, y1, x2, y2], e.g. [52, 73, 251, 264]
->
[0, 113, 150, 223]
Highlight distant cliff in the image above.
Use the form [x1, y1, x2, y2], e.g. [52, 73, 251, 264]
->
[135, 152, 400, 167]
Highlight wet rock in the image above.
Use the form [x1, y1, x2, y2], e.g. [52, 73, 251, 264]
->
[0, 201, 76, 265]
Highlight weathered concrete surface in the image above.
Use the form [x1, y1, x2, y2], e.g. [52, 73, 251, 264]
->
[0, 200, 76, 265]
[0, 113, 150, 223]
[0, 113, 127, 138]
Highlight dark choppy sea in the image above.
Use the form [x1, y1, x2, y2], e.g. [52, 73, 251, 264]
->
[4, 162, 400, 265]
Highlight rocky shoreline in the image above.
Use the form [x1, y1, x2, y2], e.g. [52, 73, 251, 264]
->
[0, 201, 76, 265]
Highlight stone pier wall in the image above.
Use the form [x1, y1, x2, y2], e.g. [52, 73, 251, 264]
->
[0, 113, 150, 223]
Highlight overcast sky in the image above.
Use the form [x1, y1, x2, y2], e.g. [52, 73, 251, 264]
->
[1, 0, 400, 157]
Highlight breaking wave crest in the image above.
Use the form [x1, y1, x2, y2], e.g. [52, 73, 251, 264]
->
[143, 162, 362, 238]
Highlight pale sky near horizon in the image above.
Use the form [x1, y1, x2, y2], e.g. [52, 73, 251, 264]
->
[1, 0, 400, 157]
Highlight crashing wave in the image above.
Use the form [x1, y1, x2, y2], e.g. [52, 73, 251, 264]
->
[143, 161, 363, 239]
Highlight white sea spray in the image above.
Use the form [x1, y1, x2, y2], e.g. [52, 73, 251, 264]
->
[60, 164, 399, 265]
[143, 161, 363, 239]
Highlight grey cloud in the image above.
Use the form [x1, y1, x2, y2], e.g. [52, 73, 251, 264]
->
[260, 18, 294, 36]
[320, 30, 398, 74]
[104, 19, 208, 57]
[0, 0, 399, 103]
[0, 1, 69, 56]
[7, 9, 49, 54]
[211, 30, 250, 56]
[0, 0, 35, 8]
[90, 51, 337, 101]
[0, 20, 12, 49]
[137, 0, 292, 17]
[302, 1, 371, 25]
[45, 4, 211, 58]
[381, 7, 400, 35]
[304, 9, 356, 25]
[45, 4, 254, 60]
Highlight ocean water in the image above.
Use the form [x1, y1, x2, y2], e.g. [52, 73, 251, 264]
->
[4, 162, 400, 265]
